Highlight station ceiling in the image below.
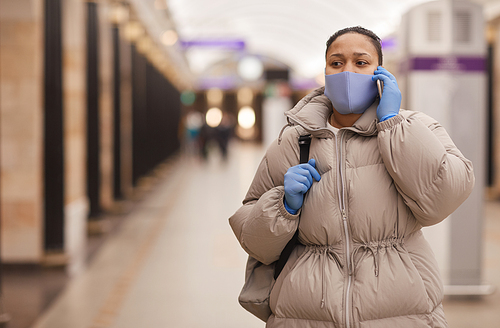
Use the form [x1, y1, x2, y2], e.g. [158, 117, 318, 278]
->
[130, 0, 500, 89]
[168, 0, 431, 79]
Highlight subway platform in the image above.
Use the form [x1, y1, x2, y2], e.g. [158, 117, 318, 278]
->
[6, 141, 500, 328]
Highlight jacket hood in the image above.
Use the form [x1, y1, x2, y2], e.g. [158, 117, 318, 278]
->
[283, 87, 379, 139]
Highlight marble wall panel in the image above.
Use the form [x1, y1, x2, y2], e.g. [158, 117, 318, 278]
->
[63, 0, 86, 206]
[120, 36, 133, 198]
[61, 0, 88, 269]
[0, 0, 44, 262]
[98, 2, 115, 211]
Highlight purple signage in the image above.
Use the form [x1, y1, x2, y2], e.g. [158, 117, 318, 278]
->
[381, 37, 397, 51]
[405, 56, 486, 72]
[197, 76, 237, 90]
[291, 78, 320, 90]
[180, 39, 246, 50]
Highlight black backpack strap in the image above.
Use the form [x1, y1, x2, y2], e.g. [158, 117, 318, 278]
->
[274, 134, 311, 280]
[298, 135, 312, 164]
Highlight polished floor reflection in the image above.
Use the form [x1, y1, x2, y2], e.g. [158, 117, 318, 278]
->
[5, 141, 500, 328]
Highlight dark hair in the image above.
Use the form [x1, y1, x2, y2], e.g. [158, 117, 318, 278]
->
[325, 26, 383, 66]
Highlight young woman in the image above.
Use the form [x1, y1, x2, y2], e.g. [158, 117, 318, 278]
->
[230, 26, 474, 328]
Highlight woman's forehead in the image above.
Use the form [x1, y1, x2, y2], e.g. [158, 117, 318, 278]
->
[327, 33, 377, 56]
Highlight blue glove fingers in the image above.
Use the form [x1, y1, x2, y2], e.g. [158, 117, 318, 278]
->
[290, 167, 313, 186]
[374, 66, 397, 82]
[373, 69, 399, 90]
[290, 163, 321, 187]
[288, 172, 311, 193]
[372, 68, 401, 122]
[372, 73, 392, 84]
[283, 159, 321, 212]
[307, 159, 321, 181]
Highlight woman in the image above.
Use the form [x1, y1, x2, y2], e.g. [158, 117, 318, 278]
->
[229, 26, 474, 328]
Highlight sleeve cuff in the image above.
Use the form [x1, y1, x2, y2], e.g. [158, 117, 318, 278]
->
[278, 190, 300, 220]
[380, 113, 397, 122]
[377, 113, 404, 132]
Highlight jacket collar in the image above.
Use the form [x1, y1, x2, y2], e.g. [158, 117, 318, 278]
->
[283, 87, 379, 138]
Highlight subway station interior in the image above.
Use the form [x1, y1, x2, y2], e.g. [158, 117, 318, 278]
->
[2, 0, 500, 327]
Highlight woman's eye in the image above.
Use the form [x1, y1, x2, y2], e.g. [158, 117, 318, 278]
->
[357, 61, 368, 66]
[331, 61, 342, 67]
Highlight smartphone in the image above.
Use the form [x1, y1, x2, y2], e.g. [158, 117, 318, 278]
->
[376, 79, 383, 98]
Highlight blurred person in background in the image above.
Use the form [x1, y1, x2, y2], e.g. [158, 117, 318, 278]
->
[183, 110, 204, 156]
[198, 119, 214, 160]
[230, 26, 474, 327]
[215, 112, 236, 161]
[198, 111, 235, 161]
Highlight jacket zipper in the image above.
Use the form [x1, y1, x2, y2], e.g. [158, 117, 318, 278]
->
[283, 116, 355, 325]
[337, 131, 352, 328]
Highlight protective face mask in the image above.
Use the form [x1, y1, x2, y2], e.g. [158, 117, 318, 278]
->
[324, 71, 378, 115]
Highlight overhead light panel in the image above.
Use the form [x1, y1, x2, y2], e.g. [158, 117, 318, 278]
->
[237, 56, 263, 81]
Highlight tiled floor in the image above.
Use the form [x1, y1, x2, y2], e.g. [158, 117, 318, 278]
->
[2, 198, 137, 328]
[6, 141, 500, 328]
[2, 265, 68, 328]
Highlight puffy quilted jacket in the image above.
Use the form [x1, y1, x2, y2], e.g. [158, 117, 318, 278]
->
[229, 87, 474, 327]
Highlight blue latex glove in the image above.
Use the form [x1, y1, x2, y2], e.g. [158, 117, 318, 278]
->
[284, 159, 321, 214]
[372, 66, 402, 122]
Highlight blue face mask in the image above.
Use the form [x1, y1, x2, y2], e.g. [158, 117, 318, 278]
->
[324, 71, 378, 115]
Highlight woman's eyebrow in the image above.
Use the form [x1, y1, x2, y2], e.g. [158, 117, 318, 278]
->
[328, 52, 372, 58]
[353, 52, 371, 57]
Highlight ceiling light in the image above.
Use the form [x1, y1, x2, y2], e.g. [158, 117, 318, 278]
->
[161, 30, 178, 46]
[123, 21, 144, 42]
[109, 3, 129, 25]
[238, 106, 256, 129]
[206, 107, 223, 128]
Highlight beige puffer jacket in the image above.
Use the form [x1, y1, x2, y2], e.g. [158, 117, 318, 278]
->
[229, 87, 474, 328]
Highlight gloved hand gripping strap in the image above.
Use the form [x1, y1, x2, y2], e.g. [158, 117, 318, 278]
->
[274, 134, 311, 280]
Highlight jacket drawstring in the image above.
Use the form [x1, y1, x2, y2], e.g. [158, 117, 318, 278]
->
[351, 244, 380, 277]
[315, 239, 407, 309]
[368, 246, 380, 277]
[350, 239, 406, 277]
[313, 246, 343, 309]
[321, 248, 326, 308]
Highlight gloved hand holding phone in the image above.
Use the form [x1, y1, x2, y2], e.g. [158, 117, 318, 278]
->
[372, 66, 402, 122]
[284, 159, 321, 214]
